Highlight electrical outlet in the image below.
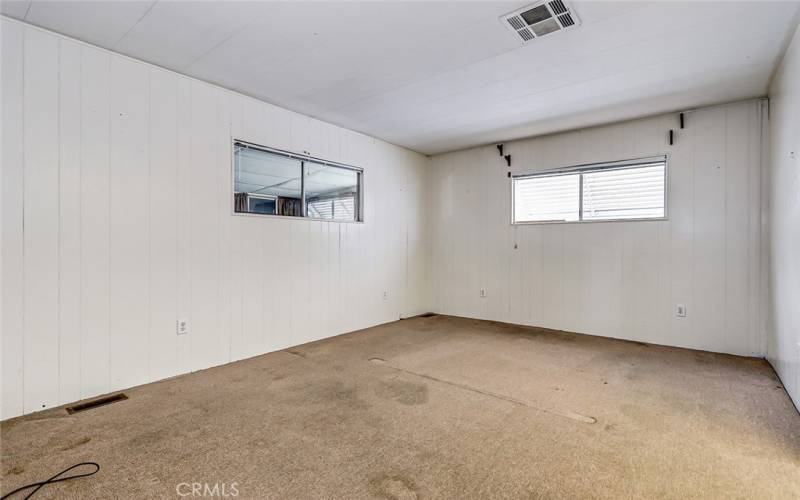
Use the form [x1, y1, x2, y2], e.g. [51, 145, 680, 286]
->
[177, 318, 190, 335]
[675, 304, 687, 317]
[382, 291, 388, 301]
[480, 288, 486, 298]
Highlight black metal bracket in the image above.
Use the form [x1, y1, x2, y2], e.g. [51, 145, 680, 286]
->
[669, 129, 674, 146]
[507, 172, 511, 178]
[504, 155, 511, 167]
[497, 144, 504, 156]
[680, 113, 685, 129]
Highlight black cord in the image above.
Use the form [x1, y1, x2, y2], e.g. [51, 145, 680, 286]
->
[1, 462, 100, 500]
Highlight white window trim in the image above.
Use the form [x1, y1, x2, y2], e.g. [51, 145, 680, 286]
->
[231, 138, 365, 224]
[245, 193, 278, 214]
[511, 154, 669, 225]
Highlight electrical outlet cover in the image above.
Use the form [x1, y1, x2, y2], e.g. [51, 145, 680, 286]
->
[177, 318, 190, 335]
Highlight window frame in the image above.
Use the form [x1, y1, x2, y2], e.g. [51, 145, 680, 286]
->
[231, 139, 365, 223]
[511, 155, 668, 225]
[246, 193, 278, 214]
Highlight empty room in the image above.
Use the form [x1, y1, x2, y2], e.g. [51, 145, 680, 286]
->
[1, 0, 799, 498]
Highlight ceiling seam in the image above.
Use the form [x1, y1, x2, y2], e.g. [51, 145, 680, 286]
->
[112, 0, 158, 50]
[181, 21, 254, 72]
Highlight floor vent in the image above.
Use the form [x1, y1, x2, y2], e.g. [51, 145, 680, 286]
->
[66, 393, 128, 414]
[418, 312, 438, 318]
[500, 1, 580, 44]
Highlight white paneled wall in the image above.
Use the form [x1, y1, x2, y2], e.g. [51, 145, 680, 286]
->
[428, 100, 767, 357]
[1, 19, 430, 419]
[767, 23, 800, 410]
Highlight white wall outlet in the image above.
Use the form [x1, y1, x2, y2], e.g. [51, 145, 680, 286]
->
[675, 304, 687, 317]
[177, 318, 190, 335]
[480, 288, 486, 298]
[382, 291, 388, 301]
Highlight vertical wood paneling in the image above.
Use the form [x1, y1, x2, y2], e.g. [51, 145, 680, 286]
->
[620, 223, 659, 342]
[692, 107, 726, 352]
[524, 226, 543, 326]
[228, 215, 245, 361]
[667, 110, 695, 349]
[539, 225, 564, 330]
[507, 224, 527, 325]
[327, 223, 342, 332]
[175, 76, 192, 376]
[109, 57, 150, 391]
[561, 225, 586, 334]
[340, 222, 359, 334]
[257, 220, 280, 352]
[766, 26, 800, 408]
[429, 101, 765, 357]
[188, 82, 220, 371]
[267, 219, 293, 351]
[58, 38, 83, 404]
[749, 102, 766, 356]
[227, 97, 244, 360]
[1, 21, 25, 419]
[23, 28, 60, 412]
[290, 221, 310, 345]
[2, 19, 428, 420]
[307, 221, 326, 341]
[485, 147, 510, 323]
[79, 45, 111, 399]
[148, 68, 179, 382]
[724, 102, 753, 355]
[216, 92, 233, 363]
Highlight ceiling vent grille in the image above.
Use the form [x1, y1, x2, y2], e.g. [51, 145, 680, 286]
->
[549, 0, 568, 15]
[507, 16, 525, 30]
[500, 0, 580, 44]
[559, 13, 575, 27]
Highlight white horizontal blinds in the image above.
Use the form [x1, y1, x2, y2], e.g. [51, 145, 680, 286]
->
[581, 162, 665, 220]
[307, 200, 332, 219]
[307, 196, 355, 221]
[514, 173, 579, 222]
[512, 156, 666, 224]
[332, 197, 355, 220]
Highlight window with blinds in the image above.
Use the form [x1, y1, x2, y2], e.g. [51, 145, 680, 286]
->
[307, 196, 356, 221]
[512, 156, 666, 224]
[233, 140, 363, 222]
[514, 173, 580, 223]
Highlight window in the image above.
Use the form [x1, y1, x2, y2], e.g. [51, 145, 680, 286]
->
[247, 194, 277, 215]
[304, 161, 359, 221]
[233, 140, 362, 222]
[512, 156, 666, 224]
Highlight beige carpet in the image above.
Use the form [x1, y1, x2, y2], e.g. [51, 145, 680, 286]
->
[2, 315, 799, 499]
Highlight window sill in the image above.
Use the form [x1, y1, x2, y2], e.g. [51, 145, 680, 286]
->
[511, 216, 668, 226]
[232, 211, 365, 224]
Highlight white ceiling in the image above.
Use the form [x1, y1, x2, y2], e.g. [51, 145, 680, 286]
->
[3, 1, 799, 155]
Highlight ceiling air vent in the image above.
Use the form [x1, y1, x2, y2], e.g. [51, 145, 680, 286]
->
[500, 0, 580, 44]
